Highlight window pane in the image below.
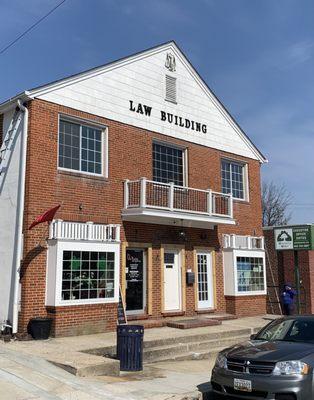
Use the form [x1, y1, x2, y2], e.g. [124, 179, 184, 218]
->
[236, 257, 264, 292]
[153, 143, 184, 186]
[61, 250, 115, 301]
[58, 121, 80, 171]
[221, 160, 245, 199]
[59, 120, 103, 175]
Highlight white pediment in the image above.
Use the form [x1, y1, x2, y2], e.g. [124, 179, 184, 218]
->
[29, 42, 266, 162]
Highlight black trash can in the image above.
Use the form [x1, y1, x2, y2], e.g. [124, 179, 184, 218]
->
[116, 325, 144, 371]
[28, 317, 52, 340]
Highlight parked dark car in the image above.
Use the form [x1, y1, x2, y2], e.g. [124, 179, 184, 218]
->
[211, 316, 314, 400]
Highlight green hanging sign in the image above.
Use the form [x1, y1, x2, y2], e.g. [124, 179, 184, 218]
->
[275, 225, 314, 251]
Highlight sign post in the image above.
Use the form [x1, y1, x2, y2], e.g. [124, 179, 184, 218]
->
[117, 286, 127, 325]
[274, 225, 314, 315]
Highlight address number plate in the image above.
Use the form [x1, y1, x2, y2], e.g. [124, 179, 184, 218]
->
[234, 378, 252, 392]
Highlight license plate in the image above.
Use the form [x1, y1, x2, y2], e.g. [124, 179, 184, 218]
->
[234, 378, 252, 392]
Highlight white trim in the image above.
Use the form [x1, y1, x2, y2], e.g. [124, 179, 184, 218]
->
[234, 249, 266, 296]
[223, 249, 266, 296]
[221, 158, 249, 202]
[57, 115, 108, 178]
[122, 207, 235, 229]
[46, 240, 120, 307]
[152, 140, 188, 187]
[10, 42, 266, 163]
[196, 250, 214, 310]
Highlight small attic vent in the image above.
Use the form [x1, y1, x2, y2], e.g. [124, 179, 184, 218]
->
[165, 75, 177, 103]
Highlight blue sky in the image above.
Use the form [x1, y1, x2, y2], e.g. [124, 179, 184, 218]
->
[1, 0, 314, 223]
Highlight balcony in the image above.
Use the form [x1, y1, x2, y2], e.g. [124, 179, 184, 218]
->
[122, 178, 235, 229]
[223, 234, 264, 250]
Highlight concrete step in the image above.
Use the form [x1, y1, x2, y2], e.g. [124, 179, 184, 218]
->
[47, 351, 120, 377]
[83, 327, 252, 359]
[142, 327, 252, 349]
[166, 318, 222, 329]
[144, 335, 249, 364]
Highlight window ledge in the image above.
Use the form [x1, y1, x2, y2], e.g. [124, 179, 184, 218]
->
[233, 199, 250, 205]
[232, 292, 267, 297]
[58, 169, 109, 182]
[52, 298, 118, 307]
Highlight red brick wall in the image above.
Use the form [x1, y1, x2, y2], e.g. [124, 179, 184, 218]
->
[47, 303, 117, 337]
[225, 295, 267, 316]
[19, 99, 265, 335]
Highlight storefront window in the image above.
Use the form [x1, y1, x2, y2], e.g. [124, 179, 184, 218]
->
[236, 256, 264, 292]
[61, 251, 115, 301]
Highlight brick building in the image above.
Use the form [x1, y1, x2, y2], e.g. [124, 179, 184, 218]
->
[0, 42, 267, 337]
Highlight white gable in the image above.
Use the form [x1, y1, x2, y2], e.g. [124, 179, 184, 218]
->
[30, 42, 265, 162]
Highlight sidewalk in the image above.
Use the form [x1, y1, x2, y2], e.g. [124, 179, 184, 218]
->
[0, 315, 276, 399]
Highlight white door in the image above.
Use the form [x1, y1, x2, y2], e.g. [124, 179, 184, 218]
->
[164, 250, 181, 311]
[197, 252, 214, 309]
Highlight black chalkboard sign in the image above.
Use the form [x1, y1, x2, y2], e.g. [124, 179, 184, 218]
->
[117, 286, 127, 325]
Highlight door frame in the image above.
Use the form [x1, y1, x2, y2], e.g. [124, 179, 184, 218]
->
[194, 248, 216, 311]
[161, 245, 185, 313]
[124, 247, 147, 316]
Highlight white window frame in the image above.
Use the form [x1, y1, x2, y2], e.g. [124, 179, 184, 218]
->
[57, 114, 108, 178]
[46, 240, 120, 306]
[221, 158, 249, 202]
[152, 139, 188, 187]
[223, 249, 266, 296]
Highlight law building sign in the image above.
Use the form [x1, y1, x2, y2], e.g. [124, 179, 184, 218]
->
[275, 225, 314, 251]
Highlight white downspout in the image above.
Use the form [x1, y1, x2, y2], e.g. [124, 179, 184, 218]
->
[12, 99, 28, 334]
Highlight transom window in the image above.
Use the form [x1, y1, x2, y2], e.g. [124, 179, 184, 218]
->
[61, 251, 115, 301]
[153, 142, 184, 186]
[236, 257, 264, 293]
[221, 160, 246, 199]
[59, 119, 104, 175]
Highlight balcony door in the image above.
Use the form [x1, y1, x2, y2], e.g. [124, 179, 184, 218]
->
[197, 251, 214, 310]
[125, 249, 146, 315]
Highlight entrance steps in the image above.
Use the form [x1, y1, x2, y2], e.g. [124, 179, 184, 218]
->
[143, 333, 249, 364]
[46, 316, 272, 377]
[127, 313, 237, 329]
[85, 326, 252, 367]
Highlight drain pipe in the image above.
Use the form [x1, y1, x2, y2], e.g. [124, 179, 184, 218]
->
[12, 99, 29, 334]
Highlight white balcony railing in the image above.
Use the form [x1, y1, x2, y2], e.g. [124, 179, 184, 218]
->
[49, 220, 120, 242]
[124, 178, 233, 219]
[223, 234, 264, 250]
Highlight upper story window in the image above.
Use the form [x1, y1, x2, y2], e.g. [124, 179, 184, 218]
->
[153, 142, 185, 186]
[58, 119, 106, 176]
[221, 160, 247, 200]
[165, 75, 177, 103]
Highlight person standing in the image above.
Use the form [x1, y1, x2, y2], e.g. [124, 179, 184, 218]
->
[281, 284, 297, 315]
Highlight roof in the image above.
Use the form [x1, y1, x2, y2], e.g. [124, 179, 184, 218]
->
[0, 40, 267, 163]
[263, 224, 314, 230]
